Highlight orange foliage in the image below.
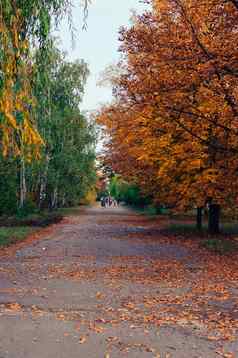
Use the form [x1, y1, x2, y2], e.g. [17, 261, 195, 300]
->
[97, 0, 238, 210]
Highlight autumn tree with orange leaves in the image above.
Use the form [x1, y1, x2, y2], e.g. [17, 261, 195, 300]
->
[97, 0, 238, 234]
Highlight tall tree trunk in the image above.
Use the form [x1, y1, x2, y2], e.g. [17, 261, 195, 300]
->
[62, 194, 66, 207]
[51, 187, 58, 210]
[196, 207, 203, 231]
[38, 155, 50, 209]
[19, 157, 27, 208]
[208, 204, 220, 235]
[39, 177, 45, 209]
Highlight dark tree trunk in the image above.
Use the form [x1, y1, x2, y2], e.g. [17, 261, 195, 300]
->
[208, 204, 220, 235]
[196, 207, 203, 231]
[231, 0, 238, 11]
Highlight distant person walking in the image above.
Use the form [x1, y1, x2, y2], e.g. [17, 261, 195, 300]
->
[100, 197, 105, 207]
[105, 197, 109, 208]
[101, 196, 118, 208]
[112, 198, 118, 207]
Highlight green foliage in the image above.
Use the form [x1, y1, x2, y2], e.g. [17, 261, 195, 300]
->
[109, 176, 120, 199]
[0, 40, 96, 215]
[109, 175, 150, 207]
[0, 2, 95, 216]
[31, 43, 96, 209]
[202, 239, 238, 254]
[0, 227, 34, 247]
[16, 198, 38, 218]
[166, 223, 206, 236]
[135, 205, 162, 216]
[0, 156, 18, 215]
[97, 190, 109, 201]
[1, 0, 77, 44]
[0, 0, 82, 156]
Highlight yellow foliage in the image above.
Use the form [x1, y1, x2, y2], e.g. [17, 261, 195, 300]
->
[81, 189, 97, 205]
[0, 8, 43, 159]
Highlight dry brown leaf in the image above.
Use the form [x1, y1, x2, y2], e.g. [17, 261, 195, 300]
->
[207, 335, 221, 341]
[223, 353, 235, 358]
[79, 336, 87, 344]
[96, 291, 104, 299]
[6, 303, 22, 311]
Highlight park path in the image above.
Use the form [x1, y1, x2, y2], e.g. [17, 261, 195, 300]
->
[0, 206, 237, 358]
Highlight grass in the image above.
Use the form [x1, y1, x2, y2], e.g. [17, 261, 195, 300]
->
[0, 211, 63, 228]
[220, 223, 238, 235]
[164, 222, 238, 254]
[166, 222, 238, 236]
[57, 207, 83, 216]
[133, 205, 167, 217]
[165, 223, 207, 236]
[0, 227, 35, 248]
[201, 238, 238, 254]
[0, 209, 64, 249]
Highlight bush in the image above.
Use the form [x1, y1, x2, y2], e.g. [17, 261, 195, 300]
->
[16, 199, 38, 218]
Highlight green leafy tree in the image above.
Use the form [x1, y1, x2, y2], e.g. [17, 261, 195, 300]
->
[0, 0, 89, 156]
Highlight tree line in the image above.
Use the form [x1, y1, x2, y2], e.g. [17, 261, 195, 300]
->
[0, 1, 96, 215]
[97, 0, 238, 234]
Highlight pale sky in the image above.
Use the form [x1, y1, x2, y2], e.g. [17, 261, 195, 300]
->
[56, 0, 149, 112]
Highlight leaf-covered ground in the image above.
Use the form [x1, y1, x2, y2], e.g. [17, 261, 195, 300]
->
[0, 206, 237, 358]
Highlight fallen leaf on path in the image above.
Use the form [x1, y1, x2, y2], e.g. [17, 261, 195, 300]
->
[207, 335, 220, 341]
[90, 325, 105, 333]
[96, 318, 107, 323]
[146, 347, 155, 352]
[96, 291, 104, 299]
[57, 314, 66, 320]
[79, 336, 87, 344]
[223, 353, 235, 358]
[106, 336, 118, 342]
[6, 303, 22, 311]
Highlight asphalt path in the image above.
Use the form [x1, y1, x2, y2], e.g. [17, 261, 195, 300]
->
[0, 206, 237, 358]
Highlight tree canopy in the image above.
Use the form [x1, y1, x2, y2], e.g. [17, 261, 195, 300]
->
[0, 0, 89, 156]
[0, 35, 96, 212]
[97, 0, 238, 233]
